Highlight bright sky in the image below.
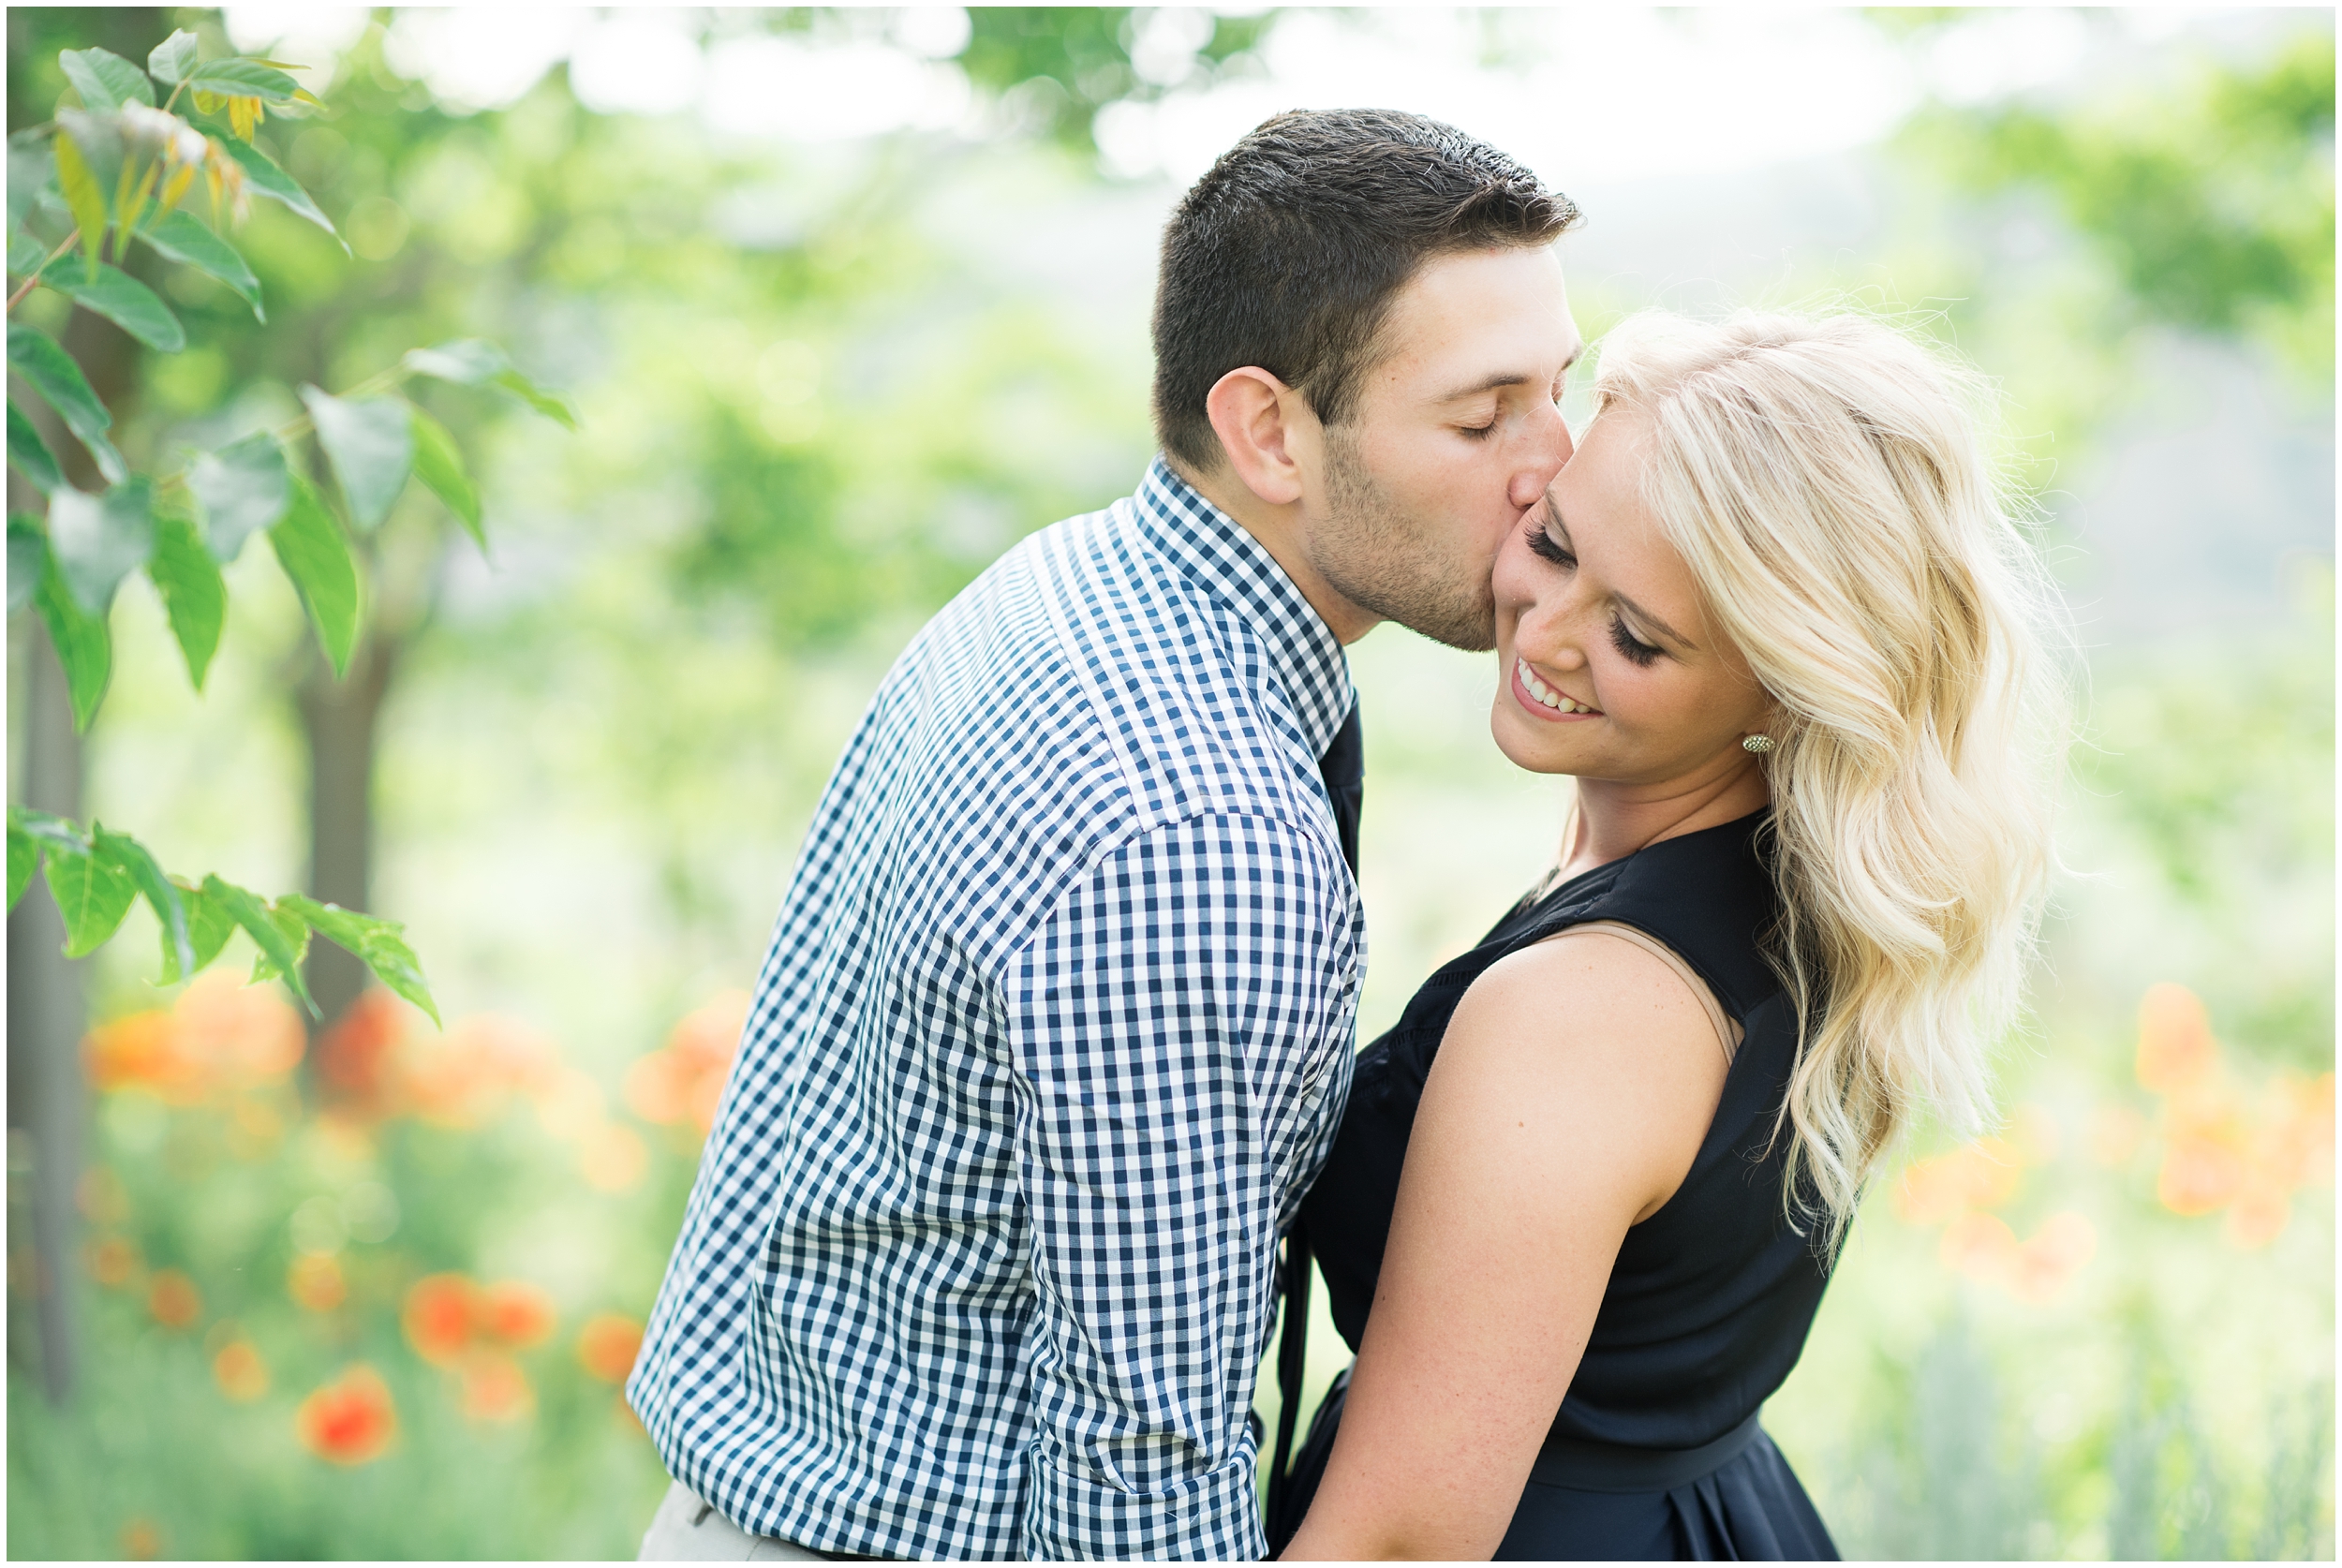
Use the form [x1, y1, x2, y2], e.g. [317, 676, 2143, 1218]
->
[216, 6, 2235, 189]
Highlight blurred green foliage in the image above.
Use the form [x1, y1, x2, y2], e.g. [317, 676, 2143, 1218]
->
[959, 7, 1275, 147]
[1905, 29, 2334, 381]
[7, 7, 2334, 1562]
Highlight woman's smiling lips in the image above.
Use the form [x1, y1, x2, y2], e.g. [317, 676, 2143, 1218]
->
[1511, 657, 1603, 722]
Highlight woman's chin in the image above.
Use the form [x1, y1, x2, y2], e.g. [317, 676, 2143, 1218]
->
[1488, 702, 1583, 777]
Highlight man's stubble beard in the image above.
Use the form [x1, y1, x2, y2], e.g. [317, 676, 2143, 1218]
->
[1312, 429, 1498, 653]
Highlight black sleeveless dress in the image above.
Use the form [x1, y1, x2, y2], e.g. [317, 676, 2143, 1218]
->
[1273, 811, 1842, 1561]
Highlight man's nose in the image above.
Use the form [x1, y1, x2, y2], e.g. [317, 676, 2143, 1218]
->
[1508, 402, 1573, 511]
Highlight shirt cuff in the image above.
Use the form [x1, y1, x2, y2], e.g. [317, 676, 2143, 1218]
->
[1021, 1447, 1267, 1561]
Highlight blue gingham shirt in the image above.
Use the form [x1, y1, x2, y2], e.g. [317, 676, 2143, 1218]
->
[630, 459, 1364, 1561]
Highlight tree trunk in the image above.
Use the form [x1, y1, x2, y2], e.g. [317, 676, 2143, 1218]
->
[296, 629, 399, 1037]
[6, 284, 146, 1401]
[7, 618, 85, 1405]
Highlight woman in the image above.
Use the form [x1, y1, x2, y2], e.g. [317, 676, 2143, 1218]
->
[1270, 310, 2067, 1561]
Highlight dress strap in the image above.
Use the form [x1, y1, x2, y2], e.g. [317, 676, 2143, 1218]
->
[1543, 920, 1742, 1062]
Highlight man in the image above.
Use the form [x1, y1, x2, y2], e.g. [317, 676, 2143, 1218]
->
[631, 108, 1583, 1561]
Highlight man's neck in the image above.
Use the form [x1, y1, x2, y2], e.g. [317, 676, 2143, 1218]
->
[1169, 456, 1382, 645]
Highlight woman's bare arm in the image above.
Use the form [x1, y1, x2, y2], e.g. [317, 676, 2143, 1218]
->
[1280, 928, 1732, 1561]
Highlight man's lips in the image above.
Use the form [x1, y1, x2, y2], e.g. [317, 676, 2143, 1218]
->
[1511, 657, 1603, 722]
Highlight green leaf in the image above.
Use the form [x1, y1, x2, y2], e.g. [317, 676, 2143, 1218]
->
[402, 339, 510, 384]
[51, 126, 108, 283]
[8, 512, 46, 614]
[46, 479, 154, 612]
[7, 814, 35, 910]
[187, 433, 289, 561]
[39, 261, 185, 352]
[7, 321, 126, 483]
[281, 895, 440, 1028]
[91, 824, 192, 982]
[8, 402, 64, 493]
[301, 386, 410, 530]
[59, 48, 156, 111]
[215, 138, 343, 251]
[186, 59, 303, 105]
[269, 473, 359, 675]
[492, 369, 578, 430]
[250, 902, 312, 985]
[201, 874, 315, 1014]
[178, 878, 238, 972]
[41, 830, 137, 958]
[9, 229, 49, 275]
[408, 406, 483, 548]
[139, 210, 263, 320]
[10, 806, 84, 854]
[148, 31, 200, 87]
[146, 513, 226, 689]
[404, 339, 576, 429]
[32, 551, 110, 730]
[8, 131, 52, 234]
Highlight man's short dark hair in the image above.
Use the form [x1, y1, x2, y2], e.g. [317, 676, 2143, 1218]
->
[1151, 109, 1580, 473]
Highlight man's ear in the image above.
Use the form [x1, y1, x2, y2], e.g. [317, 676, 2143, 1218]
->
[1205, 366, 1312, 508]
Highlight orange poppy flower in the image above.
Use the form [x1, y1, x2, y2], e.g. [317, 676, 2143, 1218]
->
[295, 1365, 397, 1465]
[175, 969, 304, 1086]
[403, 1273, 480, 1365]
[289, 1254, 348, 1313]
[213, 1339, 270, 1401]
[2157, 1128, 2250, 1216]
[2003, 1212, 2097, 1306]
[454, 1013, 564, 1104]
[83, 1011, 198, 1102]
[120, 1518, 163, 1560]
[86, 1235, 141, 1289]
[315, 990, 414, 1120]
[625, 992, 748, 1135]
[2265, 1072, 2335, 1190]
[577, 1313, 645, 1384]
[147, 1269, 202, 1330]
[1938, 1211, 2019, 1284]
[1890, 1137, 2024, 1225]
[457, 1354, 534, 1422]
[2136, 984, 2218, 1096]
[2225, 1180, 2291, 1250]
[478, 1280, 557, 1351]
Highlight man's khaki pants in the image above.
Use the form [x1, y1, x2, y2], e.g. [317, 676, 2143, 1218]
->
[639, 1479, 836, 1561]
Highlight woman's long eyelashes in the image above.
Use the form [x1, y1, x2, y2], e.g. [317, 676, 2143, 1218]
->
[1526, 525, 1574, 567]
[1608, 617, 1662, 667]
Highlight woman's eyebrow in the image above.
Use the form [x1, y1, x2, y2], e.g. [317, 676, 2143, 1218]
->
[1613, 590, 1696, 651]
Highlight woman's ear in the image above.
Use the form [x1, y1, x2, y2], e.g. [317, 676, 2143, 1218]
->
[1205, 366, 1312, 508]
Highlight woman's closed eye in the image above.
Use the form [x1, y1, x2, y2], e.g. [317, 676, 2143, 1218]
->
[1525, 520, 1574, 567]
[1608, 618, 1663, 667]
[1526, 519, 1666, 667]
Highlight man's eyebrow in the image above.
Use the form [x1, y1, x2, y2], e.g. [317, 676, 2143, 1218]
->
[1432, 370, 1542, 402]
[1544, 500, 1697, 651]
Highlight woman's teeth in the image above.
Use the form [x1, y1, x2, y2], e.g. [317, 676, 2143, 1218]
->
[1518, 658, 1597, 715]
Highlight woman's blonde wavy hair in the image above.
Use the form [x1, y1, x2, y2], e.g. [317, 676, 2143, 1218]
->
[1591, 308, 2069, 1246]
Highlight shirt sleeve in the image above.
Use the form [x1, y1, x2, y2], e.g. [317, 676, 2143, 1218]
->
[1004, 809, 1360, 1561]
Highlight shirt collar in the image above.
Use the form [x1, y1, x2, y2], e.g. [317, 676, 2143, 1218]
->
[1129, 455, 1355, 760]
